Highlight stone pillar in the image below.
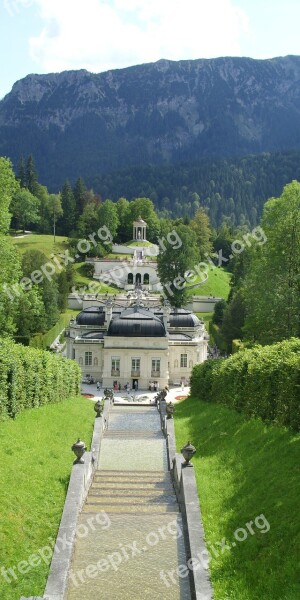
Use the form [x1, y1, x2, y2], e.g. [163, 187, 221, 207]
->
[105, 299, 113, 326]
[162, 304, 170, 332]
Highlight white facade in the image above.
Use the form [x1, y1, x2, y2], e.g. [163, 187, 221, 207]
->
[88, 217, 161, 291]
[66, 297, 208, 390]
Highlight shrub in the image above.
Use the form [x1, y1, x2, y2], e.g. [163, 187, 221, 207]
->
[191, 338, 300, 430]
[0, 338, 81, 420]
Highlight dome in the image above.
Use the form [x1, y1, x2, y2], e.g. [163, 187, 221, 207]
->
[169, 308, 200, 328]
[76, 306, 105, 326]
[108, 305, 166, 337]
[81, 331, 104, 340]
[133, 215, 147, 225]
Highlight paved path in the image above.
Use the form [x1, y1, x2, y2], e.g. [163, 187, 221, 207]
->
[81, 383, 190, 404]
[66, 405, 191, 599]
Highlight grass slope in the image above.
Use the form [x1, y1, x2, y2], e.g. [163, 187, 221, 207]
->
[187, 267, 231, 299]
[196, 312, 214, 334]
[0, 396, 95, 600]
[174, 397, 300, 600]
[12, 235, 117, 294]
[12, 233, 69, 258]
[125, 240, 154, 247]
[72, 262, 117, 293]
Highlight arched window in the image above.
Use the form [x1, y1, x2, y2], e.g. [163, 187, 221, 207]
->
[94, 357, 98, 366]
[143, 273, 149, 284]
[135, 273, 142, 284]
[128, 273, 134, 284]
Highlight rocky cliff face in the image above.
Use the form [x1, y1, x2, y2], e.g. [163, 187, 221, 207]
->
[1, 55, 300, 189]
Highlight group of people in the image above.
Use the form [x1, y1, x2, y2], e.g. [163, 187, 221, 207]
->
[124, 381, 138, 392]
[149, 381, 160, 392]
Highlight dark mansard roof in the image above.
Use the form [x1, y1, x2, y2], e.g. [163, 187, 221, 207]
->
[107, 305, 166, 337]
[76, 306, 105, 326]
[169, 308, 201, 328]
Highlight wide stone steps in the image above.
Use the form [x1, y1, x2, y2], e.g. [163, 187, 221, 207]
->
[66, 405, 191, 599]
[85, 469, 178, 514]
[66, 513, 191, 599]
[83, 503, 179, 514]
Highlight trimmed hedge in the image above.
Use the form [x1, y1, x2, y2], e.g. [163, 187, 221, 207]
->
[30, 311, 76, 350]
[190, 338, 300, 430]
[208, 321, 226, 350]
[0, 338, 81, 420]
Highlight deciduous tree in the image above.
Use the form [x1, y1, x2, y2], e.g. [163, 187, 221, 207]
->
[157, 224, 198, 307]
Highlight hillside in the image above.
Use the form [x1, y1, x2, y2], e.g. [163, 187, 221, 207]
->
[1, 56, 300, 191]
[174, 397, 300, 600]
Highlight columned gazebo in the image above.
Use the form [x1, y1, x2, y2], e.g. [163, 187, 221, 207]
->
[133, 217, 147, 241]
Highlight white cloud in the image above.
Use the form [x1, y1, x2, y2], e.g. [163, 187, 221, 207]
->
[29, 0, 250, 74]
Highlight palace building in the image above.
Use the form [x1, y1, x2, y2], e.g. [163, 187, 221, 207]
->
[65, 294, 208, 389]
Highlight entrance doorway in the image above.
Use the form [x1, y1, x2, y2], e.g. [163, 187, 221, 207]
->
[132, 379, 138, 391]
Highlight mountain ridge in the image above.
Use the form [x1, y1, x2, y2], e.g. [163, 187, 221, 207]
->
[1, 55, 300, 189]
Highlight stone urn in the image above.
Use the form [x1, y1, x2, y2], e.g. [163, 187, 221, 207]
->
[71, 438, 87, 464]
[181, 441, 196, 466]
[94, 399, 104, 417]
[166, 401, 175, 419]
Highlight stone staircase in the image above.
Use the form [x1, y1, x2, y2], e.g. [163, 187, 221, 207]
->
[66, 406, 191, 599]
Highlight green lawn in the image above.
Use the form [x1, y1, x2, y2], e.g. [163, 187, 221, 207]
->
[0, 396, 95, 600]
[105, 252, 132, 259]
[174, 397, 300, 600]
[125, 240, 155, 247]
[12, 233, 69, 258]
[72, 262, 118, 294]
[187, 267, 231, 299]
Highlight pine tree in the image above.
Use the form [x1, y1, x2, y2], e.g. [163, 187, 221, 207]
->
[17, 156, 26, 188]
[73, 177, 86, 217]
[59, 180, 76, 236]
[26, 154, 38, 195]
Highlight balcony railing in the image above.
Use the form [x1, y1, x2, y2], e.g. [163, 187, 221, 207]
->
[111, 369, 120, 376]
[151, 371, 161, 378]
[131, 370, 140, 377]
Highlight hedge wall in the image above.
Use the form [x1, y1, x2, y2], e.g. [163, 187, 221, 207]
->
[208, 321, 226, 351]
[0, 338, 81, 420]
[30, 311, 76, 350]
[190, 338, 300, 430]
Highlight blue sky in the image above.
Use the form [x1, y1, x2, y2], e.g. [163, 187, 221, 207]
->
[1, 0, 300, 100]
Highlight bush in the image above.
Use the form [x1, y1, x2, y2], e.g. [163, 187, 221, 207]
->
[208, 321, 227, 350]
[190, 338, 300, 430]
[0, 338, 81, 420]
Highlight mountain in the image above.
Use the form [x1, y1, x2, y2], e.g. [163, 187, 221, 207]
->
[1, 55, 300, 190]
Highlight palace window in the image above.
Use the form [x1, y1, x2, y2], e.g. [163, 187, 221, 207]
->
[85, 352, 92, 366]
[131, 358, 140, 372]
[111, 357, 120, 374]
[151, 359, 160, 375]
[180, 353, 187, 368]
